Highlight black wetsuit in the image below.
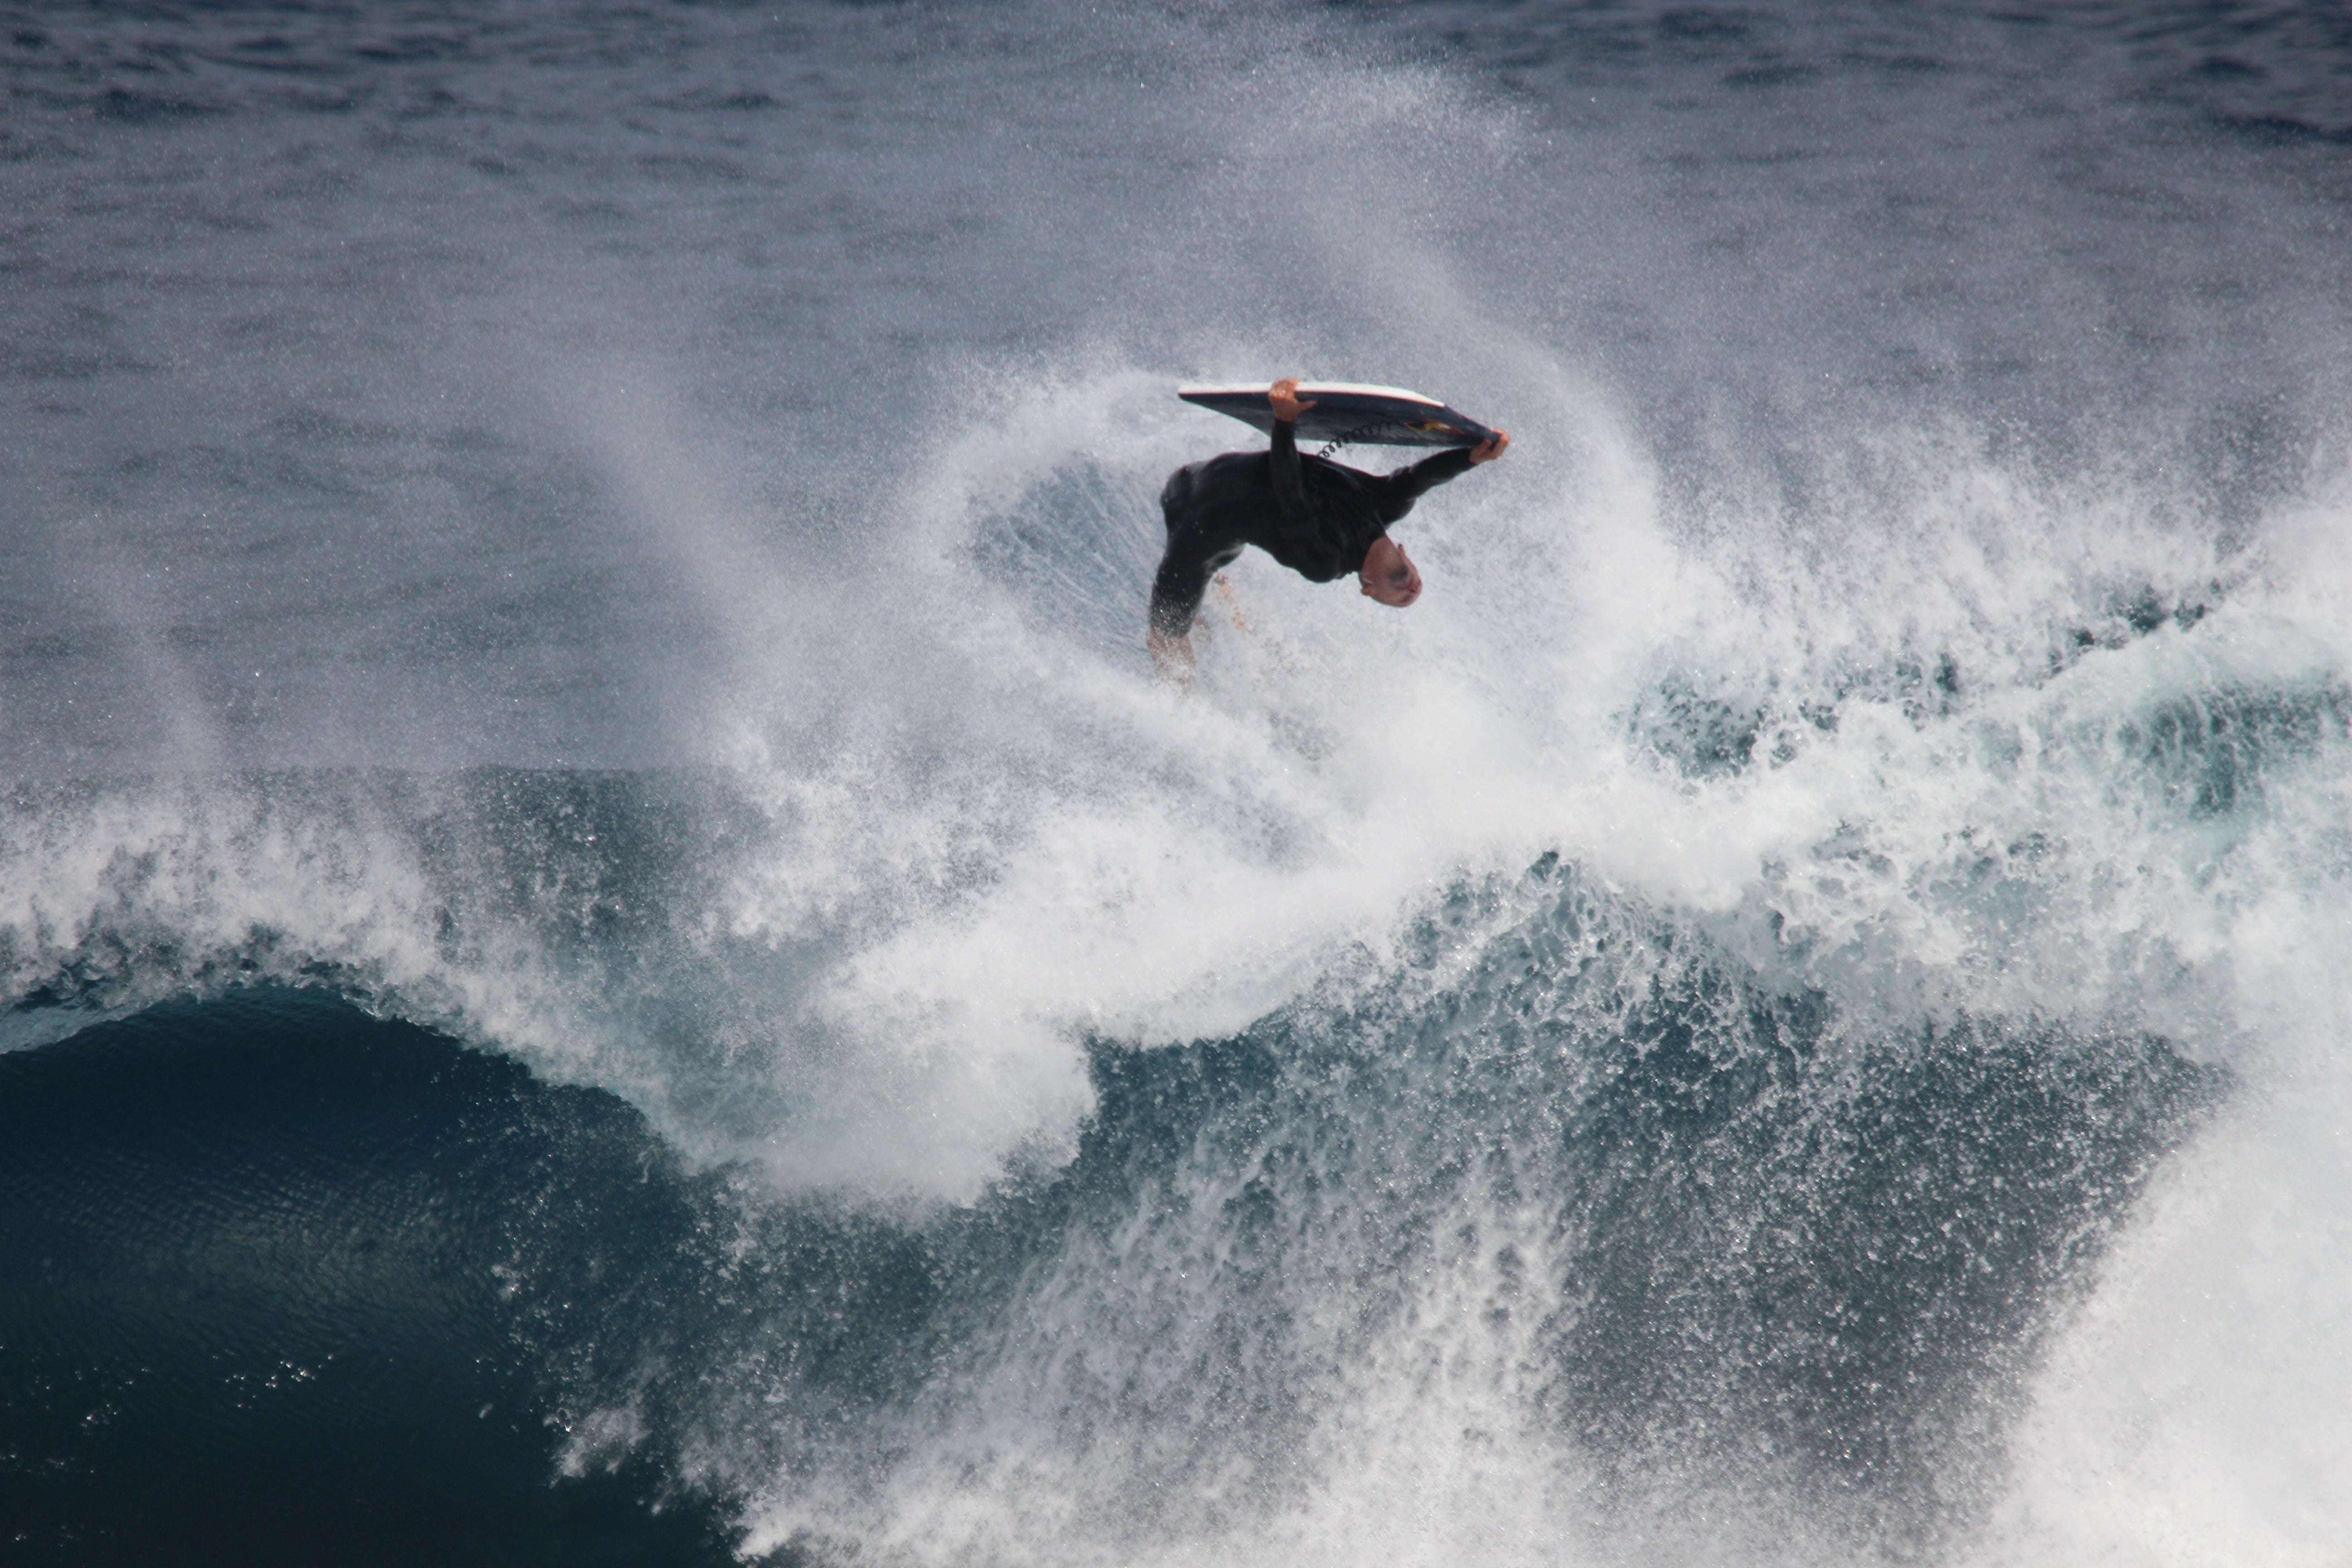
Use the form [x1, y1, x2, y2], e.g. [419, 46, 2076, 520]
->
[1148, 420, 1475, 638]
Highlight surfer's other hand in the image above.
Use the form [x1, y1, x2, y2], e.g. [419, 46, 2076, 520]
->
[1269, 377, 1317, 423]
[1470, 430, 1510, 464]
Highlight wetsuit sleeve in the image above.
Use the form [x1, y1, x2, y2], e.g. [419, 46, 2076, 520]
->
[1269, 418, 1309, 521]
[1379, 445, 1475, 506]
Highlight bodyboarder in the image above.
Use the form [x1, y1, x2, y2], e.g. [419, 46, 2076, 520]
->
[1147, 377, 1509, 678]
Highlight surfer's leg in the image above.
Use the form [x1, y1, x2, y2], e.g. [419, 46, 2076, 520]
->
[1149, 466, 1219, 638]
[1148, 467, 1241, 681]
[1213, 572, 1252, 633]
[1149, 530, 1240, 639]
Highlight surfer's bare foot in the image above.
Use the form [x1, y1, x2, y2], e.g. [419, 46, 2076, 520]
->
[1269, 377, 1317, 423]
[1213, 573, 1254, 632]
[1470, 430, 1510, 463]
[1147, 626, 1196, 683]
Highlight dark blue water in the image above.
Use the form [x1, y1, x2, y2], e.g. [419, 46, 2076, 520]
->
[0, 952, 2226, 1562]
[0, 988, 743, 1563]
[5, 2, 2351, 1564]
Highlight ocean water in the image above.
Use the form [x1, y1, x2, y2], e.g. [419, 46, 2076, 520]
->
[3, 1, 2349, 1563]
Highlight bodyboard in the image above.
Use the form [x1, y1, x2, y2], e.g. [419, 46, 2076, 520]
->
[1177, 382, 1499, 450]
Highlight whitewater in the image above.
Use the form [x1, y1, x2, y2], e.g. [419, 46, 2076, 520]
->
[3, 2, 2348, 1563]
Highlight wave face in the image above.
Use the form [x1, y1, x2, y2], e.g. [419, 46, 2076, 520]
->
[5, 1, 2351, 1563]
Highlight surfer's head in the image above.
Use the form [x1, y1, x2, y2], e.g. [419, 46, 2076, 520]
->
[1358, 536, 1421, 608]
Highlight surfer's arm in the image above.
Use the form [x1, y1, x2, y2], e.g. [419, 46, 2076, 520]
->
[1383, 432, 1504, 504]
[1380, 445, 1476, 504]
[1269, 417, 1310, 521]
[1267, 377, 1315, 522]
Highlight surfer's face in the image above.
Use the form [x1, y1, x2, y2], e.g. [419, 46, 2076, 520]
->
[1359, 538, 1421, 608]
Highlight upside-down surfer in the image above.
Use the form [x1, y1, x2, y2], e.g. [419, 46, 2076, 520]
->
[1148, 377, 1509, 678]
